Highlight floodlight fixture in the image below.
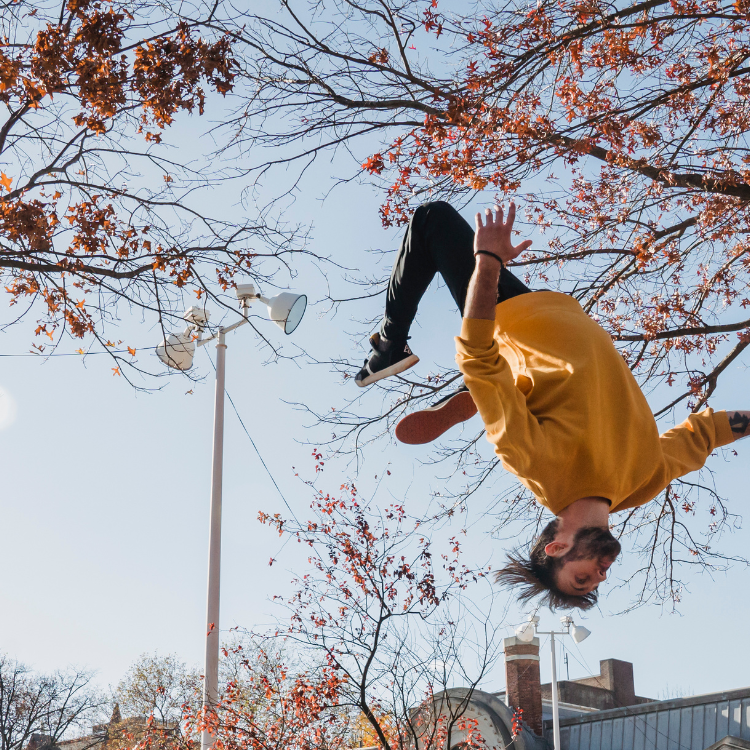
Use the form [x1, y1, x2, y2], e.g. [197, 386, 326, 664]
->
[559, 615, 591, 643]
[156, 281, 307, 372]
[515, 615, 539, 643]
[260, 291, 307, 334]
[235, 282, 307, 334]
[570, 623, 591, 644]
[156, 307, 209, 371]
[156, 331, 196, 371]
[529, 617, 593, 750]
[184, 306, 210, 329]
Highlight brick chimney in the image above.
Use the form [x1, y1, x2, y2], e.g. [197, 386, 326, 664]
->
[599, 659, 637, 707]
[504, 635, 543, 735]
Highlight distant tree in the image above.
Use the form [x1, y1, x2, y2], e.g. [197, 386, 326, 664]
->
[131, 469, 501, 750]
[0, 653, 104, 750]
[212, 470, 503, 750]
[115, 653, 200, 728]
[131, 638, 349, 750]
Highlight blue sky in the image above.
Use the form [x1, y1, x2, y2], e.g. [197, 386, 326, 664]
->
[1, 104, 749, 709]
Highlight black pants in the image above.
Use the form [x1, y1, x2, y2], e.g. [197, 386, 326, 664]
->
[380, 201, 532, 341]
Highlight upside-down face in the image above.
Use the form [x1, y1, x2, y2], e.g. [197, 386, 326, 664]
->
[546, 526, 622, 597]
[554, 555, 617, 596]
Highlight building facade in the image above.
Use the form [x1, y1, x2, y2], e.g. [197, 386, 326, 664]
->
[419, 638, 750, 750]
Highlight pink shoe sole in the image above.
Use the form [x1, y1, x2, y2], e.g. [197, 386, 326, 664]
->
[395, 390, 478, 445]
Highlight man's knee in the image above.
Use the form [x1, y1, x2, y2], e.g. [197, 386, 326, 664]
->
[418, 200, 457, 218]
[413, 201, 463, 231]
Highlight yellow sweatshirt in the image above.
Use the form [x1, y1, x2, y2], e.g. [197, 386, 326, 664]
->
[454, 292, 734, 515]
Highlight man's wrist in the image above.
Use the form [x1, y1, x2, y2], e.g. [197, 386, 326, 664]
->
[474, 250, 504, 265]
[474, 253, 504, 273]
[466, 252, 503, 320]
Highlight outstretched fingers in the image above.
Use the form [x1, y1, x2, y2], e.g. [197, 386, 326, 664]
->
[475, 201, 530, 259]
[478, 202, 516, 228]
[514, 239, 533, 254]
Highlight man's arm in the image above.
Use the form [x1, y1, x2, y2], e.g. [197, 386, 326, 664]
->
[659, 409, 737, 483]
[464, 203, 532, 321]
[455, 202, 543, 473]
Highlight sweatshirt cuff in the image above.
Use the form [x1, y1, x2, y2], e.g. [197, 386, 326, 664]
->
[713, 410, 734, 448]
[456, 318, 496, 352]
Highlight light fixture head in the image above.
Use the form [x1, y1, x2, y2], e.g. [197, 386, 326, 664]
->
[156, 329, 195, 370]
[235, 283, 258, 302]
[261, 291, 307, 334]
[156, 307, 210, 369]
[514, 615, 539, 643]
[183, 306, 210, 330]
[570, 623, 591, 644]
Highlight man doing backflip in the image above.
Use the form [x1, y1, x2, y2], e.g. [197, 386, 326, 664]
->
[355, 201, 750, 610]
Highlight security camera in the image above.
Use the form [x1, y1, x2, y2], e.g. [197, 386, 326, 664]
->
[235, 283, 258, 301]
[183, 306, 210, 330]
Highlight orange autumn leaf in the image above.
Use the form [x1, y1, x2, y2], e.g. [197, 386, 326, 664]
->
[127, 346, 136, 356]
[0, 172, 11, 192]
[112, 367, 121, 376]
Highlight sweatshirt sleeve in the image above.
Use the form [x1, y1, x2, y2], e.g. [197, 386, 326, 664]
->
[659, 408, 734, 481]
[455, 318, 543, 472]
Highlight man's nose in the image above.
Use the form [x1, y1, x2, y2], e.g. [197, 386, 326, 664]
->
[596, 568, 608, 582]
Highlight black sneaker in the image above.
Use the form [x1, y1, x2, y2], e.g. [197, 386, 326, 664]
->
[395, 384, 478, 444]
[355, 333, 419, 387]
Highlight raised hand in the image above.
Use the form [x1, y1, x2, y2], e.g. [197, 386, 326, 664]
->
[474, 202, 532, 264]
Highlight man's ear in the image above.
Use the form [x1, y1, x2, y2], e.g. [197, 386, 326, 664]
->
[544, 541, 569, 558]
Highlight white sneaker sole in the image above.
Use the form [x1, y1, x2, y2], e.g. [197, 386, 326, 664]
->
[355, 354, 419, 387]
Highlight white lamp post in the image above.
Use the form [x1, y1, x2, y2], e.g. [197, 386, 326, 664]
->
[514, 615, 591, 750]
[156, 283, 307, 750]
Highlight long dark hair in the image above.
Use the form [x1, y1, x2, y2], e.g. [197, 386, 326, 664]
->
[493, 519, 615, 611]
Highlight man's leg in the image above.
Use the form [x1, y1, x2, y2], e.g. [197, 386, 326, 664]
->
[380, 201, 475, 341]
[357, 201, 531, 388]
[385, 203, 532, 443]
[381, 201, 531, 341]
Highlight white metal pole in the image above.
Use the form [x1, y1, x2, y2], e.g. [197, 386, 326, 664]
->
[201, 330, 226, 750]
[550, 631, 561, 750]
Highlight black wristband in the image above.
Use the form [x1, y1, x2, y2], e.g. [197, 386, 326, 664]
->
[474, 251, 504, 267]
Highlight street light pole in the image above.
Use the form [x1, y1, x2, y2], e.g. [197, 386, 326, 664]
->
[514, 615, 591, 750]
[155, 284, 308, 750]
[196, 318, 249, 750]
[549, 631, 560, 750]
[202, 329, 226, 750]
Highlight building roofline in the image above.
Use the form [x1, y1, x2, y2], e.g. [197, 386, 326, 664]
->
[495, 691, 600, 714]
[555, 686, 750, 727]
[542, 699, 600, 714]
[704, 736, 750, 750]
